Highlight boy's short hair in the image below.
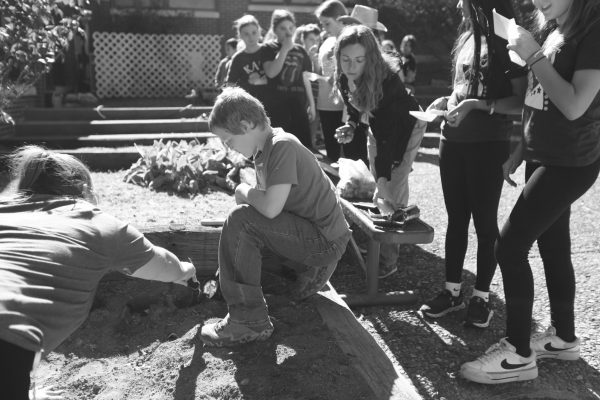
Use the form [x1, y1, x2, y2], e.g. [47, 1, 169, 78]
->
[225, 38, 238, 50]
[401, 34, 417, 48]
[315, 0, 348, 19]
[208, 87, 270, 135]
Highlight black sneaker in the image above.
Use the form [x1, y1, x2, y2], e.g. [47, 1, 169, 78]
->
[465, 296, 494, 328]
[419, 289, 465, 318]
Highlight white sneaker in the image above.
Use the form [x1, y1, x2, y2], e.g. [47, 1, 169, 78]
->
[460, 338, 538, 384]
[530, 326, 580, 360]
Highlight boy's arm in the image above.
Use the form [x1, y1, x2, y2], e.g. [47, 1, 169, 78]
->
[131, 246, 196, 286]
[235, 182, 292, 219]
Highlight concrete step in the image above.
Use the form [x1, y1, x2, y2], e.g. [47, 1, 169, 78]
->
[15, 118, 209, 137]
[3, 132, 215, 149]
[23, 106, 212, 121]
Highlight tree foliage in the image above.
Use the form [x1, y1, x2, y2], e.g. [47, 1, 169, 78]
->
[0, 0, 91, 124]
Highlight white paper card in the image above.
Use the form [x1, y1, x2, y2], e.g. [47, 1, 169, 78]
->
[306, 72, 325, 82]
[492, 8, 526, 66]
[409, 111, 443, 122]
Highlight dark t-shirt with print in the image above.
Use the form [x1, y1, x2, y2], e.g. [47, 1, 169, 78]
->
[263, 42, 312, 95]
[442, 33, 527, 143]
[522, 22, 600, 167]
[226, 47, 273, 101]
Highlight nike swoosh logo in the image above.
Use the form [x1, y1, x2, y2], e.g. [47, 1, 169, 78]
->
[500, 359, 532, 370]
[544, 343, 575, 352]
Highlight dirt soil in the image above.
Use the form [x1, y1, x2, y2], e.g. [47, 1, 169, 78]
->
[3, 149, 600, 400]
[36, 276, 373, 400]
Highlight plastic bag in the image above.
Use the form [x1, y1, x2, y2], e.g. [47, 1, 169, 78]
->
[336, 158, 376, 200]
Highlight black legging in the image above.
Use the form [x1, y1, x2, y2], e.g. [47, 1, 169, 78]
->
[0, 339, 35, 400]
[439, 140, 509, 292]
[496, 157, 600, 356]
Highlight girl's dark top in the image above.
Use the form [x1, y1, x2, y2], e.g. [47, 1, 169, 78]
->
[226, 46, 273, 101]
[523, 21, 600, 167]
[263, 41, 313, 96]
[443, 34, 527, 143]
[339, 72, 420, 180]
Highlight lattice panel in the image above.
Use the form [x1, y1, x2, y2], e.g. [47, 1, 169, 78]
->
[93, 32, 222, 98]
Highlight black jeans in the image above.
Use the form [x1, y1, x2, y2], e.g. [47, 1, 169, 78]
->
[0, 339, 35, 400]
[439, 140, 509, 292]
[496, 157, 600, 356]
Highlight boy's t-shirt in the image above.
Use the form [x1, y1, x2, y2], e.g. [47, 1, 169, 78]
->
[254, 128, 349, 241]
[0, 196, 155, 352]
[522, 22, 600, 167]
[443, 34, 526, 143]
[317, 36, 344, 111]
[263, 42, 312, 95]
[226, 47, 272, 101]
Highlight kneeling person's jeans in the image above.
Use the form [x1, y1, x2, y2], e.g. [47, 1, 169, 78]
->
[218, 204, 350, 324]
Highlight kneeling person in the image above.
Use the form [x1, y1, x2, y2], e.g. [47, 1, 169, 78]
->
[201, 87, 351, 347]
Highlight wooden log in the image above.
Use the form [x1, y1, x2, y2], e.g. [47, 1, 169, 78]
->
[139, 224, 221, 276]
[313, 283, 423, 400]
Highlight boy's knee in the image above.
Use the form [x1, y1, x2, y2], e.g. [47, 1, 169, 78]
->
[224, 204, 253, 230]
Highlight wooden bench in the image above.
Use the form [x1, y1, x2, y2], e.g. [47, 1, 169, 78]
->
[338, 198, 434, 307]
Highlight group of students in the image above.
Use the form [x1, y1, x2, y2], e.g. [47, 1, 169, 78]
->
[2, 0, 600, 397]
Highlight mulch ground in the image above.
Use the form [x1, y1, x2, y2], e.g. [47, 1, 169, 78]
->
[3, 147, 600, 399]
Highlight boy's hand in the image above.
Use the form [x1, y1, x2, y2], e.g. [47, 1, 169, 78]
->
[334, 124, 355, 144]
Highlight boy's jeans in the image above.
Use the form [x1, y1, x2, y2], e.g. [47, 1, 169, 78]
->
[367, 118, 427, 268]
[218, 204, 350, 324]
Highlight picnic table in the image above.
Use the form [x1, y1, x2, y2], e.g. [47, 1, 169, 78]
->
[338, 198, 434, 307]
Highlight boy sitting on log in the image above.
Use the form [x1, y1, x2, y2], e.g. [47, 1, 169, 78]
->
[201, 87, 350, 347]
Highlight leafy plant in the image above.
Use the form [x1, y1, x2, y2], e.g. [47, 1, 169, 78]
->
[123, 138, 254, 196]
[0, 0, 92, 124]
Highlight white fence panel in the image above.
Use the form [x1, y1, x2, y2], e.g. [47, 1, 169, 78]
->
[93, 32, 222, 98]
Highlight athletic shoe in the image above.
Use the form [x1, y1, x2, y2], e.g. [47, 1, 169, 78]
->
[291, 261, 338, 300]
[530, 326, 580, 360]
[460, 338, 538, 384]
[378, 263, 398, 279]
[419, 289, 465, 318]
[200, 314, 274, 347]
[464, 296, 494, 328]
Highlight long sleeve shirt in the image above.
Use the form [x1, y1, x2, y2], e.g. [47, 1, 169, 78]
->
[339, 72, 419, 180]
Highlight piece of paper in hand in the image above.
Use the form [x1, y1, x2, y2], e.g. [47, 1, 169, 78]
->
[492, 8, 526, 66]
[306, 72, 325, 82]
[409, 111, 443, 123]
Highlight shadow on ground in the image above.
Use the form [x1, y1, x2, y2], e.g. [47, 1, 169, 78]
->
[332, 244, 600, 400]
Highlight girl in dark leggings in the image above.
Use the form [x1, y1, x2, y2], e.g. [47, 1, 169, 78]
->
[420, 0, 526, 327]
[461, 0, 600, 385]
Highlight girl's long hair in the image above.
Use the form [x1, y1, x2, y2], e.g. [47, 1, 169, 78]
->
[4, 145, 93, 199]
[451, 0, 517, 99]
[532, 0, 600, 54]
[334, 25, 399, 112]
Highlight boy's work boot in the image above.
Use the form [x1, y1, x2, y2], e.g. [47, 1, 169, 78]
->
[200, 314, 274, 347]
